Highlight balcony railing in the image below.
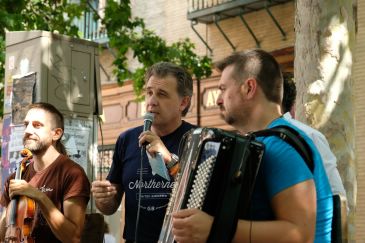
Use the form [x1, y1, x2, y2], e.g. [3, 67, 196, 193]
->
[188, 0, 233, 13]
[187, 0, 292, 23]
[73, 6, 109, 43]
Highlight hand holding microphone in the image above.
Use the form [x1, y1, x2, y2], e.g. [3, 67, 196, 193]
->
[139, 112, 154, 148]
[139, 113, 171, 162]
[140, 112, 154, 148]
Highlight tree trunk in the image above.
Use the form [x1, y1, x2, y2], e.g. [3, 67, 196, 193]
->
[294, 0, 356, 240]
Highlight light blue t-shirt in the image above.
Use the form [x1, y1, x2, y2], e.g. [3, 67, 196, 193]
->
[248, 117, 333, 242]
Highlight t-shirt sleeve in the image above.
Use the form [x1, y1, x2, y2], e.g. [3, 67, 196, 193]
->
[63, 164, 90, 202]
[262, 136, 314, 199]
[106, 134, 125, 186]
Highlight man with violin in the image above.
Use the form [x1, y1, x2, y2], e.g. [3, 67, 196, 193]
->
[0, 102, 90, 243]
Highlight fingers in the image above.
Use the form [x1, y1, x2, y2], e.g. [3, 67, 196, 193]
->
[172, 208, 198, 218]
[172, 209, 195, 230]
[138, 131, 168, 154]
[172, 216, 191, 243]
[172, 209, 213, 243]
[138, 131, 154, 147]
[8, 179, 38, 199]
[9, 179, 29, 192]
[91, 180, 113, 188]
[173, 227, 191, 243]
[138, 131, 162, 146]
[91, 180, 117, 200]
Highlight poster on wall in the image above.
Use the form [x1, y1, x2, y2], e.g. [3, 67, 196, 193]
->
[63, 118, 93, 172]
[7, 125, 28, 172]
[1, 115, 13, 192]
[4, 75, 13, 115]
[11, 72, 36, 124]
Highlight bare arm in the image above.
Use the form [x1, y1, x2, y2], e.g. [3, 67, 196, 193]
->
[91, 180, 123, 215]
[0, 209, 7, 241]
[233, 179, 316, 243]
[172, 179, 316, 243]
[38, 195, 88, 243]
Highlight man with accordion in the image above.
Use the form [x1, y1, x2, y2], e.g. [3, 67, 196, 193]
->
[171, 49, 333, 242]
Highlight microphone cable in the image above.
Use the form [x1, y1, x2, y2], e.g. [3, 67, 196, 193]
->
[135, 112, 154, 242]
[135, 146, 145, 243]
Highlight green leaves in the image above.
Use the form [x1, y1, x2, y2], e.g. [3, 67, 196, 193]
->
[20, 0, 83, 37]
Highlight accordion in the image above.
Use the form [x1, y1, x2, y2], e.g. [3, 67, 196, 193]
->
[158, 127, 264, 243]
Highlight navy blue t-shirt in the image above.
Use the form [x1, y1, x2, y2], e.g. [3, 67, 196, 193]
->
[107, 121, 195, 242]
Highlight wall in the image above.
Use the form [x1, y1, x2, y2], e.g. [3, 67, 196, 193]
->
[353, 0, 365, 240]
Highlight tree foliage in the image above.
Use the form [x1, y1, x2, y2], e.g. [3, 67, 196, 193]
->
[100, 0, 212, 97]
[0, 0, 212, 116]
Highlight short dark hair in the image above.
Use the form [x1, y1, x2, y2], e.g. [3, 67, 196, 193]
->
[216, 49, 283, 104]
[28, 102, 67, 155]
[282, 72, 296, 113]
[144, 62, 193, 116]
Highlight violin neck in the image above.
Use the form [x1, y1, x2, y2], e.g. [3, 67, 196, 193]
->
[8, 160, 24, 225]
[8, 198, 18, 225]
[15, 161, 23, 180]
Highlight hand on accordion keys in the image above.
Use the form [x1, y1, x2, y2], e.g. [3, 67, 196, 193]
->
[172, 208, 213, 243]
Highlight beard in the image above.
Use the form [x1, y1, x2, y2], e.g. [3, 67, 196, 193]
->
[219, 106, 236, 125]
[220, 112, 236, 125]
[23, 137, 48, 154]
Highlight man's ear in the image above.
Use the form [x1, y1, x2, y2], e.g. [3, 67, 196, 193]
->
[52, 128, 63, 141]
[240, 78, 257, 99]
[180, 96, 191, 112]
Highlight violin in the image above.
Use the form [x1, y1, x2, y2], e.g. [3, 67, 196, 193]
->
[4, 149, 36, 243]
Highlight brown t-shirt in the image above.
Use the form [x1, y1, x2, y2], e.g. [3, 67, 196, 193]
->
[0, 154, 90, 242]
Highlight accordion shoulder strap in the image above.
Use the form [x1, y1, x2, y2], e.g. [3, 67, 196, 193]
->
[251, 125, 314, 173]
[207, 135, 256, 243]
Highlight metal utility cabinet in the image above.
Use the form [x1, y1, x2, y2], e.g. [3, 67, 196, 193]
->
[4, 30, 101, 119]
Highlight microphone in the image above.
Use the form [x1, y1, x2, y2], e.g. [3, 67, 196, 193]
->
[143, 112, 154, 132]
[142, 112, 155, 148]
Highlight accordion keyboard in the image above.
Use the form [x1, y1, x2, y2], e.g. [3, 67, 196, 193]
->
[187, 155, 217, 209]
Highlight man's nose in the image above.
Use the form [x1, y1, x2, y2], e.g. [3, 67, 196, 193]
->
[146, 94, 158, 106]
[216, 94, 223, 106]
[24, 124, 34, 134]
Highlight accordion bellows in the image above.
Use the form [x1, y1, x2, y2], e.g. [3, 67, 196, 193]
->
[158, 127, 264, 243]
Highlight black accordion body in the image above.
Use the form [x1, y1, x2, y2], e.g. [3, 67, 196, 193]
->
[158, 127, 264, 243]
